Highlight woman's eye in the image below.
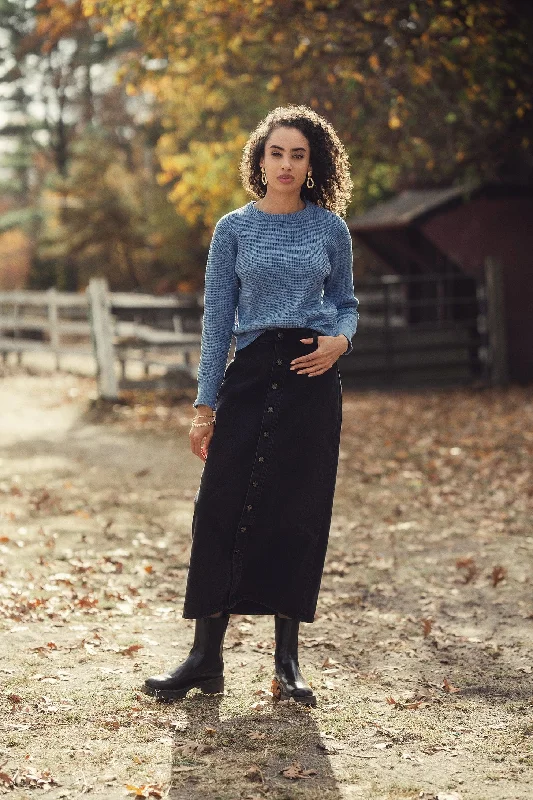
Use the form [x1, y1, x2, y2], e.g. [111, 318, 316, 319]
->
[270, 153, 304, 159]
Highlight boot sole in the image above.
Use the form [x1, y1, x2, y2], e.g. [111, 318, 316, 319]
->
[271, 677, 317, 707]
[141, 675, 224, 702]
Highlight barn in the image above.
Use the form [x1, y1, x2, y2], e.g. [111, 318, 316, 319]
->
[346, 183, 533, 386]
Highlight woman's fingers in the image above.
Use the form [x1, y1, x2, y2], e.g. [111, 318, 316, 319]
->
[190, 427, 214, 460]
[293, 360, 332, 375]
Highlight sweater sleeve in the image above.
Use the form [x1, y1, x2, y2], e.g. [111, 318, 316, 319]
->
[324, 217, 359, 355]
[193, 216, 239, 409]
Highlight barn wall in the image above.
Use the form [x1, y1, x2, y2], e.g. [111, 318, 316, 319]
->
[422, 194, 533, 383]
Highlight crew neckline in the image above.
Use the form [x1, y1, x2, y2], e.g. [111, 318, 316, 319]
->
[250, 199, 311, 219]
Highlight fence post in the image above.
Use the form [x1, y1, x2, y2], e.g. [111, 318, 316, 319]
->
[47, 288, 60, 371]
[484, 257, 509, 387]
[12, 302, 22, 365]
[87, 277, 119, 400]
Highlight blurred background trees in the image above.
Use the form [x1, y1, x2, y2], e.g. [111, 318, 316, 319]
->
[1, 0, 531, 290]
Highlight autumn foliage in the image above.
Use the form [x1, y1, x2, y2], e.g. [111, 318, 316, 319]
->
[82, 0, 533, 226]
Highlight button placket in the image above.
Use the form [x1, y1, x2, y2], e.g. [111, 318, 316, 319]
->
[227, 334, 286, 606]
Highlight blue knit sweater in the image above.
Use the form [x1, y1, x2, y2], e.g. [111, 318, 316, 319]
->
[194, 198, 359, 409]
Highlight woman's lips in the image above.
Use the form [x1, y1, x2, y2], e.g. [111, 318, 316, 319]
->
[277, 175, 294, 183]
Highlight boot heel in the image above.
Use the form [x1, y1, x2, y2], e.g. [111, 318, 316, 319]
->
[199, 675, 224, 694]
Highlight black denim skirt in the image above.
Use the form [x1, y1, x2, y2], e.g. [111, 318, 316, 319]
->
[182, 327, 343, 623]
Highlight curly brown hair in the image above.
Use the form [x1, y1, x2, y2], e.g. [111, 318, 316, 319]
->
[239, 105, 353, 217]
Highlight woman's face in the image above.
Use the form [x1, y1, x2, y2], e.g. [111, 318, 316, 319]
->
[259, 126, 311, 193]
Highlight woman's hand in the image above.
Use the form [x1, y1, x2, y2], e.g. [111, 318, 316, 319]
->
[190, 406, 216, 461]
[290, 334, 348, 376]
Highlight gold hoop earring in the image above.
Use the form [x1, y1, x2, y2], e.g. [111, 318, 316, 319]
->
[261, 166, 267, 186]
[306, 172, 315, 189]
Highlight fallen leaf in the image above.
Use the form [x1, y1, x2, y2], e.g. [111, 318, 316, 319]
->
[491, 565, 506, 586]
[175, 740, 213, 757]
[0, 772, 14, 788]
[442, 678, 461, 693]
[119, 644, 144, 656]
[125, 784, 163, 798]
[245, 765, 263, 782]
[281, 760, 318, 780]
[456, 557, 477, 583]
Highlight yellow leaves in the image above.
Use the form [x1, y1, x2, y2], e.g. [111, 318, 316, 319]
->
[159, 130, 249, 230]
[412, 64, 432, 85]
[314, 12, 328, 30]
[266, 74, 282, 92]
[293, 38, 310, 60]
[388, 109, 402, 130]
[368, 53, 380, 73]
[440, 56, 457, 72]
[228, 34, 243, 53]
[82, 0, 97, 15]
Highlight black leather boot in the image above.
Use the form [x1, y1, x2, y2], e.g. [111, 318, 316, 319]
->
[271, 613, 316, 707]
[142, 612, 230, 701]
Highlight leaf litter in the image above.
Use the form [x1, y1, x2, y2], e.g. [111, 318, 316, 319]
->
[0, 374, 532, 798]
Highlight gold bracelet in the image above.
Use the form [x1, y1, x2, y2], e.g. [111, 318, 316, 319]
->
[191, 419, 215, 427]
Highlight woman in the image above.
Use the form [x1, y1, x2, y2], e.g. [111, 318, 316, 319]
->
[143, 105, 358, 707]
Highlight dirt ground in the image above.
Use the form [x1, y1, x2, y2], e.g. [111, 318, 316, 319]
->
[0, 364, 532, 800]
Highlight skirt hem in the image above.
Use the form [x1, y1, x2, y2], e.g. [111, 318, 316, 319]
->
[182, 594, 316, 623]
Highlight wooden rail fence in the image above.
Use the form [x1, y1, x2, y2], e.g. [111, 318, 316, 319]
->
[0, 261, 507, 398]
[0, 279, 202, 400]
